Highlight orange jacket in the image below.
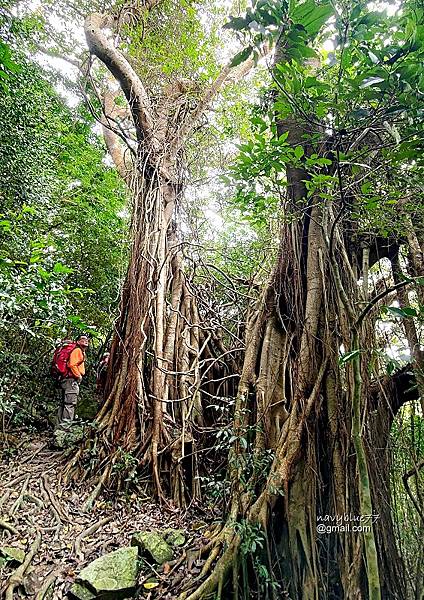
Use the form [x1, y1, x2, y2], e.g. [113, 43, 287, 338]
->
[68, 347, 86, 379]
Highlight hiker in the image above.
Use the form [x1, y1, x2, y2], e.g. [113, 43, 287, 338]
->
[55, 335, 90, 424]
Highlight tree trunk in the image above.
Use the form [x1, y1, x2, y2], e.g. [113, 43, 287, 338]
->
[64, 8, 256, 503]
[181, 75, 412, 600]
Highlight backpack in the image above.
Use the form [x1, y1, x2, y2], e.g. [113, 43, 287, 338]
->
[51, 341, 76, 381]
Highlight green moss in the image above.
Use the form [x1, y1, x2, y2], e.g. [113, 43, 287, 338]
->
[131, 531, 173, 564]
[76, 546, 139, 599]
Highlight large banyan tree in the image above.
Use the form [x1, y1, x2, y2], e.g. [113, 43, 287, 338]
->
[176, 1, 424, 599]
[61, 0, 265, 503]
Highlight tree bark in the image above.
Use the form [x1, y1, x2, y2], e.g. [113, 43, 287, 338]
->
[65, 6, 267, 502]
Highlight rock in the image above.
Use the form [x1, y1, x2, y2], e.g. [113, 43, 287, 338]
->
[131, 531, 173, 565]
[77, 392, 98, 420]
[69, 583, 96, 600]
[0, 546, 25, 564]
[164, 529, 186, 547]
[53, 422, 85, 449]
[75, 546, 139, 600]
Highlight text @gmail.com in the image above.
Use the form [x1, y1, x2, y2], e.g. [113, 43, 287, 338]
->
[316, 513, 380, 534]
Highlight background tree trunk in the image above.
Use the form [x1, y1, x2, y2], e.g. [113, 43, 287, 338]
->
[182, 49, 416, 600]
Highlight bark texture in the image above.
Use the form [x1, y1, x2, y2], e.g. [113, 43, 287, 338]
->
[179, 47, 420, 600]
[64, 7, 261, 503]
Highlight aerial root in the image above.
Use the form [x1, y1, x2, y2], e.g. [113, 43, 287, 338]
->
[0, 489, 12, 510]
[24, 492, 44, 509]
[179, 535, 239, 600]
[21, 443, 47, 464]
[4, 531, 42, 600]
[73, 515, 113, 559]
[198, 543, 222, 579]
[10, 475, 30, 515]
[40, 473, 69, 522]
[82, 464, 111, 512]
[0, 518, 19, 535]
[61, 445, 85, 484]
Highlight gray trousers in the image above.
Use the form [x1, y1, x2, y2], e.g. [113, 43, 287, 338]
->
[57, 378, 80, 423]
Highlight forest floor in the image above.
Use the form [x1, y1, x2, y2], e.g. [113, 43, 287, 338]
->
[0, 432, 211, 599]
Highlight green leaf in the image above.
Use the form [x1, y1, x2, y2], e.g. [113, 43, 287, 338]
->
[37, 267, 51, 280]
[360, 76, 385, 88]
[401, 307, 418, 317]
[53, 262, 74, 274]
[386, 306, 406, 318]
[339, 349, 361, 364]
[223, 16, 249, 31]
[291, 0, 333, 37]
[294, 146, 304, 159]
[230, 46, 253, 68]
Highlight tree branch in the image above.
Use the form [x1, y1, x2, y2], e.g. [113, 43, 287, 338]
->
[101, 90, 134, 188]
[174, 44, 271, 149]
[85, 13, 156, 145]
[35, 44, 83, 70]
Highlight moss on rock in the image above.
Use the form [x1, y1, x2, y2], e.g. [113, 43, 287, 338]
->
[69, 582, 96, 600]
[53, 422, 85, 449]
[74, 546, 139, 599]
[0, 546, 25, 564]
[163, 529, 186, 547]
[131, 531, 173, 564]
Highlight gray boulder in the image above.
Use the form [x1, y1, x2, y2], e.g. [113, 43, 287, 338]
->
[53, 422, 85, 449]
[131, 531, 173, 564]
[72, 546, 139, 600]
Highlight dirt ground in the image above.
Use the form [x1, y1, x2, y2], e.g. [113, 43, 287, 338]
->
[0, 433, 211, 599]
